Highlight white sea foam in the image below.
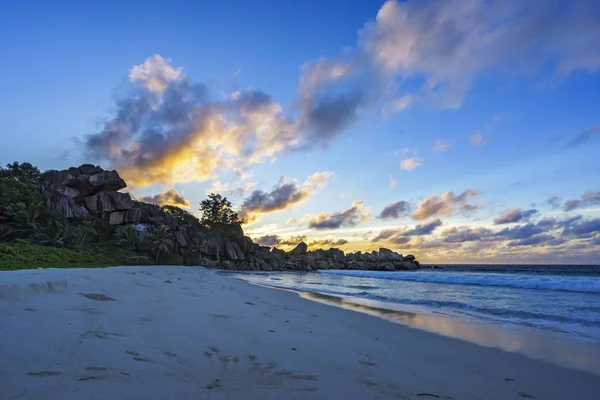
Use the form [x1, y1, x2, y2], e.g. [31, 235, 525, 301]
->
[318, 270, 600, 294]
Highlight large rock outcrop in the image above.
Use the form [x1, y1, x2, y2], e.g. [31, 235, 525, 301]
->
[37, 165, 423, 271]
[39, 164, 132, 225]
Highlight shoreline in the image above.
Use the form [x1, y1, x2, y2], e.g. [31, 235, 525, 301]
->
[232, 274, 600, 377]
[1, 266, 599, 399]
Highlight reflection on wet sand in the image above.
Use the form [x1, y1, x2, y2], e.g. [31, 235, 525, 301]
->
[298, 290, 600, 377]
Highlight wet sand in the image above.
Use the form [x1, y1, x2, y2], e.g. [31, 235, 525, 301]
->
[1, 266, 599, 399]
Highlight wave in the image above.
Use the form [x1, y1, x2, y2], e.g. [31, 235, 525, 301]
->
[258, 282, 600, 329]
[318, 270, 600, 294]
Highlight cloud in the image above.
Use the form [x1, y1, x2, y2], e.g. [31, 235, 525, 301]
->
[494, 224, 543, 240]
[392, 95, 413, 111]
[507, 234, 561, 247]
[546, 195, 563, 210]
[129, 55, 184, 93]
[567, 126, 600, 148]
[308, 239, 349, 248]
[372, 219, 443, 243]
[240, 172, 333, 218]
[389, 174, 397, 189]
[493, 208, 538, 224]
[287, 218, 297, 224]
[400, 157, 422, 171]
[139, 188, 190, 207]
[470, 133, 489, 147]
[84, 0, 600, 189]
[84, 55, 303, 188]
[442, 226, 494, 243]
[378, 200, 410, 219]
[562, 191, 600, 211]
[433, 139, 452, 152]
[358, 0, 600, 108]
[308, 200, 371, 230]
[563, 218, 600, 237]
[404, 219, 443, 236]
[412, 189, 479, 220]
[254, 234, 280, 247]
[254, 234, 307, 247]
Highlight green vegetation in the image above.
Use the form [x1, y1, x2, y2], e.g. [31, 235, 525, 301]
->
[0, 161, 43, 183]
[200, 193, 240, 226]
[0, 240, 132, 270]
[0, 161, 244, 271]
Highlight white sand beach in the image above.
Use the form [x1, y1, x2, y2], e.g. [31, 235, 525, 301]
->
[1, 266, 599, 400]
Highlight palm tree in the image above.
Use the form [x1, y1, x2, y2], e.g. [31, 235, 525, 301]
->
[114, 225, 139, 251]
[3, 199, 46, 239]
[34, 217, 68, 247]
[149, 226, 174, 264]
[73, 220, 97, 250]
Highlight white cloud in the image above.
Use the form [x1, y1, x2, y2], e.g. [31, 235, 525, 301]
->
[129, 55, 183, 93]
[391, 95, 412, 111]
[359, 0, 600, 108]
[433, 139, 452, 152]
[400, 157, 422, 171]
[389, 174, 397, 188]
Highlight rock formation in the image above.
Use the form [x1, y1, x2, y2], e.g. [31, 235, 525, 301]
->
[37, 165, 421, 271]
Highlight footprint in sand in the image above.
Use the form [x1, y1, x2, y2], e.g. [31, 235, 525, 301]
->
[126, 350, 149, 362]
[206, 378, 221, 390]
[27, 371, 62, 377]
[517, 391, 537, 399]
[78, 375, 105, 381]
[82, 330, 126, 340]
[80, 293, 116, 301]
[358, 360, 377, 367]
[358, 379, 377, 388]
[85, 366, 108, 371]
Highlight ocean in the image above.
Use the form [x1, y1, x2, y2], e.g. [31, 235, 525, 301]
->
[231, 264, 600, 375]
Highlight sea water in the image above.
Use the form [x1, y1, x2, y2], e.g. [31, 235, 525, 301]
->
[232, 265, 600, 375]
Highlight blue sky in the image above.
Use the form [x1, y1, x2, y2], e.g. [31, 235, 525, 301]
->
[1, 0, 599, 263]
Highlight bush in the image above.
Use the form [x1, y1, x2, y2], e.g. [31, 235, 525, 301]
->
[0, 177, 42, 207]
[0, 240, 134, 270]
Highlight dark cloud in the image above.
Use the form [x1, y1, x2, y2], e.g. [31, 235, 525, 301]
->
[563, 218, 600, 237]
[254, 235, 280, 247]
[254, 234, 307, 247]
[493, 208, 538, 224]
[371, 219, 443, 243]
[308, 200, 370, 230]
[301, 93, 364, 142]
[378, 200, 410, 219]
[546, 196, 563, 210]
[308, 239, 349, 248]
[240, 172, 332, 219]
[242, 182, 309, 215]
[404, 219, 443, 236]
[507, 234, 561, 247]
[279, 235, 308, 246]
[412, 189, 479, 220]
[567, 126, 600, 148]
[563, 191, 600, 211]
[442, 227, 493, 243]
[536, 215, 583, 230]
[494, 224, 543, 240]
[139, 188, 190, 207]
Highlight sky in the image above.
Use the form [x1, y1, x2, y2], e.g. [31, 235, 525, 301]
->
[1, 0, 599, 264]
